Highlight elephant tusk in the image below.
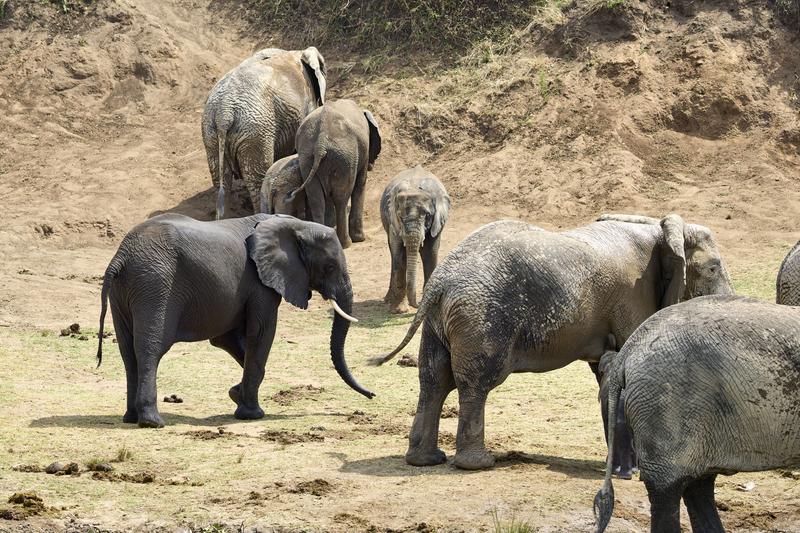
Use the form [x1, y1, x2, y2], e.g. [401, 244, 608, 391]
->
[331, 299, 358, 323]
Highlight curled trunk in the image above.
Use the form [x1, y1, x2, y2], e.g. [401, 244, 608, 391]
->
[330, 283, 375, 399]
[404, 234, 421, 308]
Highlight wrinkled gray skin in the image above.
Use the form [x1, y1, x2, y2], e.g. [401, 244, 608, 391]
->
[380, 166, 450, 313]
[776, 240, 800, 305]
[96, 214, 373, 428]
[202, 47, 326, 219]
[289, 99, 381, 248]
[373, 214, 734, 470]
[590, 334, 637, 479]
[260, 155, 306, 218]
[595, 296, 800, 533]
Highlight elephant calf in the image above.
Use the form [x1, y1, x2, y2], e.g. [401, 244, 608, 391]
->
[374, 214, 733, 470]
[777, 240, 800, 305]
[260, 155, 305, 218]
[289, 99, 382, 248]
[380, 166, 450, 313]
[595, 296, 800, 533]
[97, 214, 373, 428]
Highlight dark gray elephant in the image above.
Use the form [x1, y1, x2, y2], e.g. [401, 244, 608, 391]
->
[380, 166, 450, 313]
[202, 47, 326, 219]
[776, 240, 800, 305]
[289, 99, 381, 248]
[373, 214, 733, 470]
[96, 213, 373, 428]
[595, 296, 800, 533]
[260, 155, 305, 218]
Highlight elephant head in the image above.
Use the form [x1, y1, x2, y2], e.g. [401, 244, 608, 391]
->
[389, 183, 450, 307]
[600, 213, 734, 307]
[300, 47, 326, 106]
[247, 216, 374, 399]
[364, 110, 381, 170]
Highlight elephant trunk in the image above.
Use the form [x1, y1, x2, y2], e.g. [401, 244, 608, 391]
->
[330, 282, 375, 399]
[716, 263, 735, 295]
[404, 229, 423, 308]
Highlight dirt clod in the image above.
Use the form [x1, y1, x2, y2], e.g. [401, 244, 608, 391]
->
[183, 429, 231, 440]
[289, 479, 334, 497]
[270, 385, 324, 406]
[440, 405, 459, 418]
[397, 354, 418, 367]
[163, 393, 183, 403]
[260, 430, 324, 445]
[12, 464, 42, 473]
[91, 471, 155, 483]
[0, 492, 49, 520]
[45, 461, 80, 475]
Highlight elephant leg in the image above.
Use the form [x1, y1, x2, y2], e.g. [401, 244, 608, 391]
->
[613, 392, 637, 479]
[683, 475, 724, 532]
[323, 196, 334, 227]
[210, 329, 246, 405]
[406, 323, 455, 466]
[452, 373, 494, 470]
[113, 313, 138, 424]
[234, 300, 279, 420]
[241, 143, 273, 214]
[349, 167, 367, 243]
[133, 333, 171, 429]
[645, 478, 684, 533]
[306, 178, 327, 225]
[334, 196, 352, 249]
[384, 231, 408, 313]
[420, 235, 441, 287]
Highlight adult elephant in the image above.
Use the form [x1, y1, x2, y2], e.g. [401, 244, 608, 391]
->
[372, 214, 733, 470]
[380, 166, 450, 313]
[288, 99, 381, 248]
[776, 240, 800, 305]
[202, 47, 326, 220]
[595, 296, 800, 533]
[96, 213, 373, 428]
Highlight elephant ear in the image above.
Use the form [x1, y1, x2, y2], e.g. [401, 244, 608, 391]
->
[247, 217, 311, 309]
[301, 47, 326, 106]
[659, 213, 687, 308]
[430, 190, 451, 238]
[364, 110, 382, 169]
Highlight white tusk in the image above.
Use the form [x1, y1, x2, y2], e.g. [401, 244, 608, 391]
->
[330, 299, 358, 323]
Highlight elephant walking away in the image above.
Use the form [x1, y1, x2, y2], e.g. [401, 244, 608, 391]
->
[373, 214, 733, 470]
[260, 155, 305, 218]
[96, 214, 373, 428]
[289, 99, 382, 248]
[594, 296, 800, 533]
[380, 166, 450, 313]
[776, 240, 800, 305]
[202, 47, 326, 219]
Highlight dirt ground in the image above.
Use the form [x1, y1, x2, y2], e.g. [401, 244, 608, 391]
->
[0, 0, 799, 531]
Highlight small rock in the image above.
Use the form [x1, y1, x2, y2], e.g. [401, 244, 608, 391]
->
[60, 329, 71, 337]
[89, 463, 114, 472]
[163, 394, 183, 403]
[310, 425, 326, 432]
[69, 323, 80, 334]
[736, 481, 756, 492]
[45, 462, 64, 474]
[77, 335, 88, 341]
[397, 354, 418, 367]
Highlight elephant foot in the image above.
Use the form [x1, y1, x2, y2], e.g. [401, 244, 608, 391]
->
[390, 303, 410, 314]
[453, 449, 495, 470]
[234, 404, 265, 420]
[614, 466, 634, 480]
[137, 411, 165, 429]
[228, 384, 242, 405]
[351, 232, 365, 243]
[122, 409, 138, 424]
[405, 447, 447, 467]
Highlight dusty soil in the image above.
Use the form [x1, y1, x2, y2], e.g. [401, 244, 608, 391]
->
[0, 0, 799, 531]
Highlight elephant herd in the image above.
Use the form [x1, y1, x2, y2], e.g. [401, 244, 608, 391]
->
[96, 47, 800, 532]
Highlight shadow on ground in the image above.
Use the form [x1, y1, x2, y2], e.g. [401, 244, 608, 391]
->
[332, 450, 606, 479]
[28, 411, 344, 429]
[352, 299, 414, 329]
[148, 186, 254, 220]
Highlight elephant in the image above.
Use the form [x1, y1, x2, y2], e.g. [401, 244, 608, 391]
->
[589, 334, 637, 480]
[594, 295, 800, 533]
[380, 166, 450, 313]
[372, 213, 734, 470]
[260, 155, 305, 218]
[201, 47, 326, 220]
[288, 99, 382, 248]
[96, 213, 374, 428]
[776, 240, 800, 305]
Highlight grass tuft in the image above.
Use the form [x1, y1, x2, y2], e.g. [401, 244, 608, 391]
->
[114, 445, 133, 463]
[492, 509, 535, 533]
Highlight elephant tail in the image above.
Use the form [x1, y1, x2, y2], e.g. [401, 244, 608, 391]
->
[368, 283, 442, 366]
[215, 127, 229, 220]
[97, 256, 123, 369]
[593, 356, 625, 532]
[287, 147, 325, 202]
